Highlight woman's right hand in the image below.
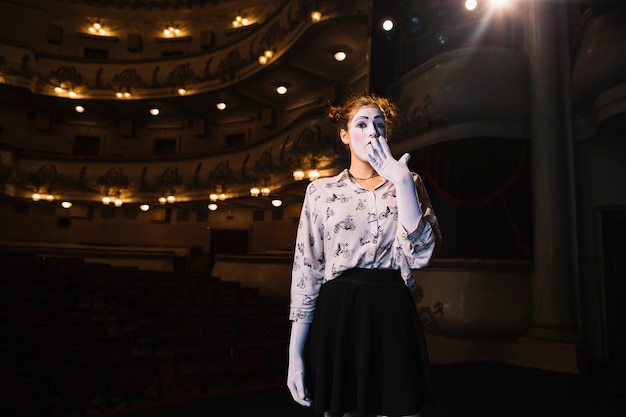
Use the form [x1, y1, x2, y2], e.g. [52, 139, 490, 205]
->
[287, 322, 312, 407]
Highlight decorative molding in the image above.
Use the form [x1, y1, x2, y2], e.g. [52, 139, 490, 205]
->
[0, 0, 316, 100]
[154, 36, 193, 43]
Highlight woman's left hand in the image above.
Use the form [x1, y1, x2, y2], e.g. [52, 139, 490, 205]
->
[366, 135, 412, 184]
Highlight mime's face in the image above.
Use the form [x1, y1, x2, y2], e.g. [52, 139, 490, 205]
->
[341, 106, 386, 162]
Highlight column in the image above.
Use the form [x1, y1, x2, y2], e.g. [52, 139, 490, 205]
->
[526, 0, 581, 341]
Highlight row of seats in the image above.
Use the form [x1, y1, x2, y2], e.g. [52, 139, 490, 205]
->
[0, 252, 292, 416]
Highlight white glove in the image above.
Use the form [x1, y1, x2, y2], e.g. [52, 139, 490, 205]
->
[366, 136, 422, 232]
[287, 322, 312, 407]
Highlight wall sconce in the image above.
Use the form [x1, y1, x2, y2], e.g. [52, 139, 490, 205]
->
[166, 195, 176, 203]
[115, 89, 131, 99]
[232, 15, 250, 28]
[88, 20, 107, 36]
[113, 198, 123, 207]
[53, 86, 78, 98]
[102, 196, 111, 205]
[163, 24, 181, 37]
[258, 49, 274, 65]
[250, 186, 260, 197]
[308, 169, 320, 181]
[209, 193, 219, 201]
[159, 197, 167, 204]
[32, 193, 41, 201]
[261, 186, 270, 196]
[177, 87, 187, 96]
[293, 169, 305, 181]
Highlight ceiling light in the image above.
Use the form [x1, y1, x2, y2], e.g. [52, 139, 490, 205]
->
[159, 197, 167, 204]
[75, 105, 85, 113]
[216, 102, 227, 110]
[261, 186, 270, 196]
[166, 195, 176, 203]
[465, 0, 477, 10]
[61, 201, 72, 209]
[250, 186, 260, 197]
[140, 204, 150, 212]
[149, 108, 160, 116]
[32, 193, 41, 201]
[334, 51, 347, 61]
[68, 91, 77, 98]
[276, 85, 288, 95]
[382, 19, 394, 31]
[208, 203, 218, 211]
[113, 199, 123, 207]
[271, 199, 283, 208]
[209, 193, 219, 201]
[102, 196, 111, 205]
[258, 55, 268, 65]
[177, 88, 187, 96]
[46, 194, 54, 201]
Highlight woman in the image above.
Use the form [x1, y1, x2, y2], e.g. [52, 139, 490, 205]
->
[287, 92, 441, 417]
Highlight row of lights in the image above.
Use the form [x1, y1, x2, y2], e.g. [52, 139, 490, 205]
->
[380, 0, 508, 34]
[33, 192, 282, 212]
[86, 7, 321, 40]
[69, 99, 229, 115]
[58, 9, 329, 101]
[292, 169, 320, 182]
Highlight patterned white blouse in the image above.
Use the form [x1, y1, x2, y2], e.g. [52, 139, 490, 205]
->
[289, 169, 438, 323]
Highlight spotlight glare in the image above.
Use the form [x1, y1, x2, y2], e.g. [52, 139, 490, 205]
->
[465, 0, 478, 11]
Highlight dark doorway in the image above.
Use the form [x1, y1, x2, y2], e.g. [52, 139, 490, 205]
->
[210, 229, 248, 255]
[601, 209, 626, 368]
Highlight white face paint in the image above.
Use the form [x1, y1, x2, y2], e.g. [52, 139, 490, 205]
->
[346, 106, 386, 162]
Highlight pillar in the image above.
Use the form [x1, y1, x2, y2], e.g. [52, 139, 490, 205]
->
[526, 0, 581, 342]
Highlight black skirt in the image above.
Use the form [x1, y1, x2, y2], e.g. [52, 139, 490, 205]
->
[304, 268, 432, 417]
